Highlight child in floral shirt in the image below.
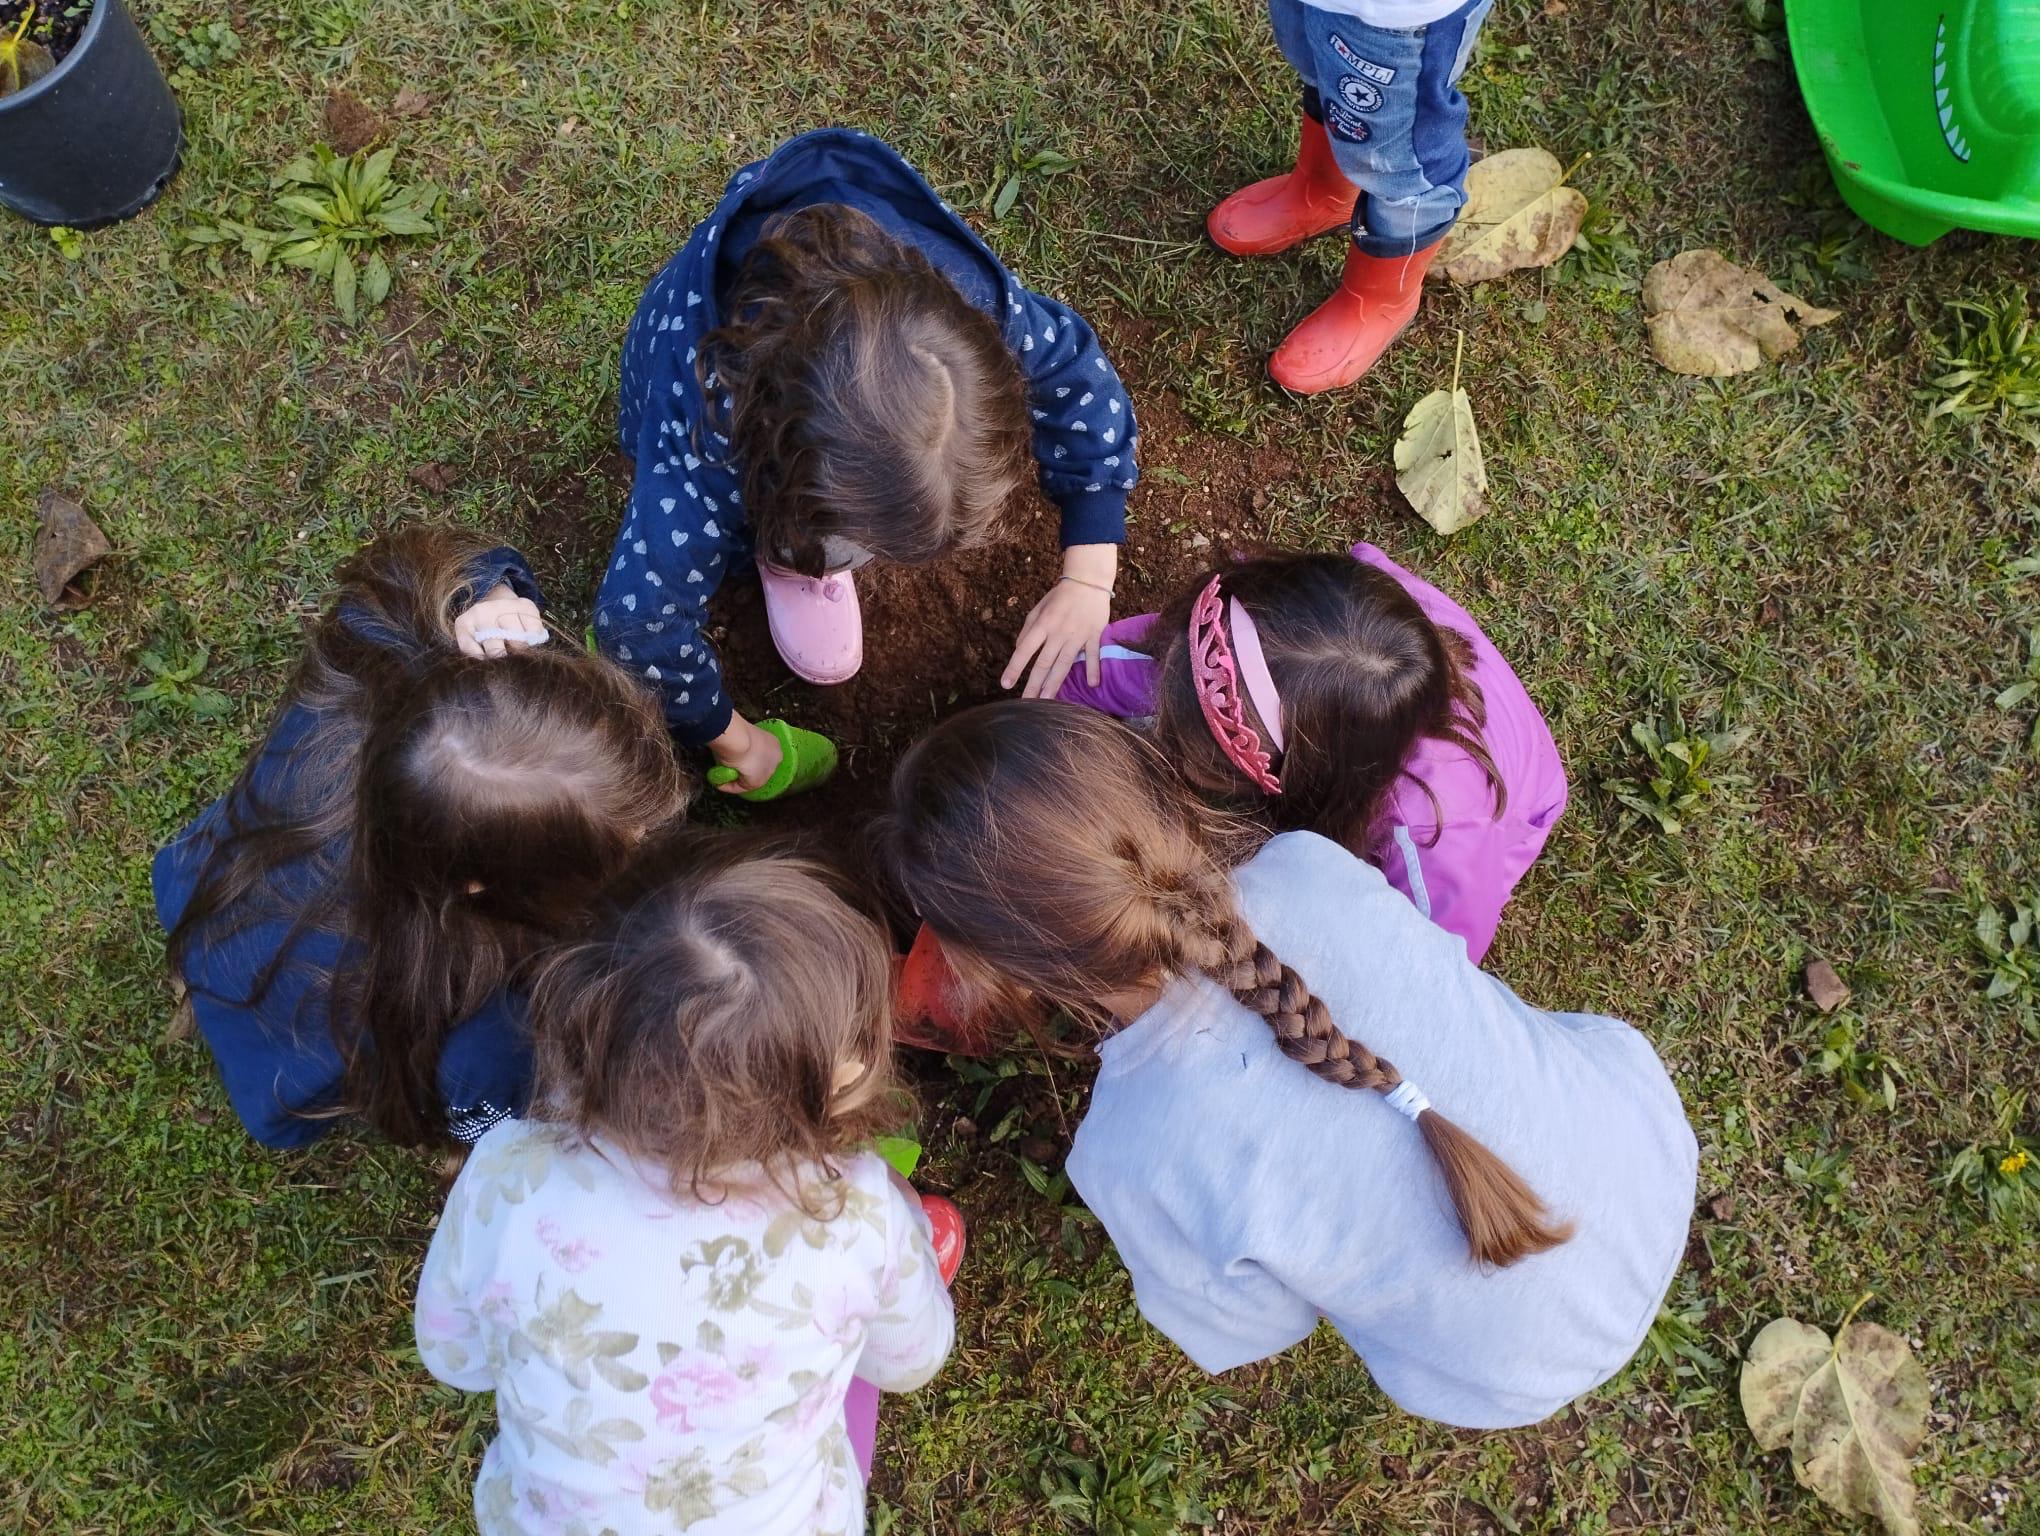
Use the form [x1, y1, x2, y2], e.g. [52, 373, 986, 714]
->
[416, 833, 961, 1536]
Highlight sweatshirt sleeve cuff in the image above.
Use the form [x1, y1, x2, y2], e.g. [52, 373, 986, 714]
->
[1055, 489, 1129, 549]
[668, 693, 736, 750]
[465, 546, 544, 608]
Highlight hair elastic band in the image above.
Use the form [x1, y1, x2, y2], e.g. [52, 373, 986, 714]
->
[469, 626, 551, 646]
[1384, 1080, 1431, 1121]
[1188, 575, 1284, 795]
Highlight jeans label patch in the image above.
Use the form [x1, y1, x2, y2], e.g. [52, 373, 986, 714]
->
[1324, 102, 1372, 142]
[1329, 33, 1397, 84]
[1336, 75, 1384, 113]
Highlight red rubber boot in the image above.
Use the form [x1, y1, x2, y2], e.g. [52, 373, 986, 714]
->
[1268, 239, 1443, 395]
[918, 1194, 967, 1285]
[894, 924, 997, 1056]
[1208, 115, 1360, 257]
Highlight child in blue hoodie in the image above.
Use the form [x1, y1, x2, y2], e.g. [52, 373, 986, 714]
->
[599, 129, 1140, 793]
[154, 529, 689, 1148]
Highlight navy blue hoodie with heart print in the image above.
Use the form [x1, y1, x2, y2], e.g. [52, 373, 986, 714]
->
[598, 128, 1140, 747]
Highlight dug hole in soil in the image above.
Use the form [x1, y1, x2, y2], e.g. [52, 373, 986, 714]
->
[707, 381, 1318, 843]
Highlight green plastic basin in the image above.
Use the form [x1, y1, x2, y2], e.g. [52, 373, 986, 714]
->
[1785, 0, 2040, 243]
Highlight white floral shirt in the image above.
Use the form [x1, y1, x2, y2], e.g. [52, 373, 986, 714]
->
[416, 1120, 954, 1536]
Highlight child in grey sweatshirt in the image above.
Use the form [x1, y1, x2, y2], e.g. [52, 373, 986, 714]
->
[881, 702, 1697, 1429]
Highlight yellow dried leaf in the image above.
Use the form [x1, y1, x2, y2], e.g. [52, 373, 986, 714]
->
[1740, 1309, 1929, 1536]
[1435, 148, 1588, 284]
[1394, 335, 1487, 535]
[1643, 249, 1839, 376]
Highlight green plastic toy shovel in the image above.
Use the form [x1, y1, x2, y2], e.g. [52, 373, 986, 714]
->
[705, 718, 840, 802]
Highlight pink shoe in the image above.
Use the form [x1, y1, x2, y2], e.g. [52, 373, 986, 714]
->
[918, 1194, 966, 1286]
[758, 560, 863, 684]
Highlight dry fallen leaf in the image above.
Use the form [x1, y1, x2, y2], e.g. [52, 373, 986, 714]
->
[32, 489, 113, 608]
[1394, 333, 1488, 535]
[409, 462, 460, 494]
[1741, 1305, 1928, 1536]
[1643, 249, 1839, 375]
[1805, 958, 1852, 1013]
[1435, 148, 1588, 284]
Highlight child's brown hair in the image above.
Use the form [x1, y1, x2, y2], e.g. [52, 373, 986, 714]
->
[879, 701, 1569, 1268]
[700, 203, 1032, 576]
[169, 527, 691, 1146]
[1149, 552, 1504, 854]
[529, 830, 902, 1214]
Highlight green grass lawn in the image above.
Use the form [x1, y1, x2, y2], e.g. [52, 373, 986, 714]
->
[5, 0, 2039, 1530]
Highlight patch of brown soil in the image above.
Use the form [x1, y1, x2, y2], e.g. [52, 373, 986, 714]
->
[322, 88, 385, 157]
[716, 382, 1315, 842]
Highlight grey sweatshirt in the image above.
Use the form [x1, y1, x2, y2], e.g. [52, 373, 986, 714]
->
[1066, 832, 1697, 1429]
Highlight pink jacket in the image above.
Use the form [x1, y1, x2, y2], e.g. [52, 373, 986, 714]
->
[1059, 543, 1567, 962]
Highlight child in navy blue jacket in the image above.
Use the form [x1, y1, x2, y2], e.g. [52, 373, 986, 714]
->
[154, 528, 689, 1148]
[600, 129, 1140, 793]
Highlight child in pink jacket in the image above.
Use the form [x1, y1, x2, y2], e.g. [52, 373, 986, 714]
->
[1058, 544, 1564, 962]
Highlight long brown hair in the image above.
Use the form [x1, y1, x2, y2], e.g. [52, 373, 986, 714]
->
[879, 702, 1570, 1268]
[700, 203, 1032, 576]
[1149, 552, 1505, 854]
[529, 830, 902, 1215]
[167, 527, 690, 1146]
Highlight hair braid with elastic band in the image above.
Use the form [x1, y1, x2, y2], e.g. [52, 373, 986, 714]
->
[1186, 879, 1573, 1269]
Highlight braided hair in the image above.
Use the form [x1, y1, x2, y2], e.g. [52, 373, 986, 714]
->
[880, 700, 1571, 1268]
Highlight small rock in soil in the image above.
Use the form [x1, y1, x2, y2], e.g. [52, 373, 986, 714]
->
[408, 462, 459, 494]
[1804, 957, 1851, 1013]
[32, 489, 112, 609]
[324, 88, 386, 156]
[391, 85, 432, 119]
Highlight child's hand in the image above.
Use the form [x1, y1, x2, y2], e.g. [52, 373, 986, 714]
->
[709, 714, 785, 794]
[454, 585, 548, 658]
[1002, 545, 1118, 700]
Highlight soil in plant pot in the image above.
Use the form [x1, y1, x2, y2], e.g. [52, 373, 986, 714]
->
[0, 0, 89, 92]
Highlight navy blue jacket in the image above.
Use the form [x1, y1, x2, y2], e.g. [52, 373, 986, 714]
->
[152, 547, 542, 1149]
[599, 128, 1140, 746]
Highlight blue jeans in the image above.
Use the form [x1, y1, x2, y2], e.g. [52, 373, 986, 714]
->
[1266, 0, 1494, 256]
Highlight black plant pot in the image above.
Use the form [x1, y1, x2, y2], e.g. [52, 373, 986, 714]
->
[0, 0, 182, 228]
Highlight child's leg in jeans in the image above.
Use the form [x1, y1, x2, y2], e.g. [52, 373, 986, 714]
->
[1298, 0, 1492, 257]
[1265, 0, 1496, 391]
[1206, 0, 1360, 256]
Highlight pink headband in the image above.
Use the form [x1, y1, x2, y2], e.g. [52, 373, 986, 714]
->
[1189, 575, 1285, 795]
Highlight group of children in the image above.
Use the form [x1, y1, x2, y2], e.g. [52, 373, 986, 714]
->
[154, 13, 1701, 1532]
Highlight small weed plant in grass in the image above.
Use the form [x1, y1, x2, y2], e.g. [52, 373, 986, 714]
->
[1550, 197, 1641, 294]
[1991, 628, 2040, 758]
[1924, 290, 2040, 443]
[184, 145, 443, 322]
[985, 142, 1077, 222]
[128, 645, 231, 722]
[1807, 1014, 1903, 1112]
[1603, 707, 1750, 834]
[1784, 1146, 1855, 1218]
[1946, 1089, 2039, 1228]
[1974, 891, 2039, 1034]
